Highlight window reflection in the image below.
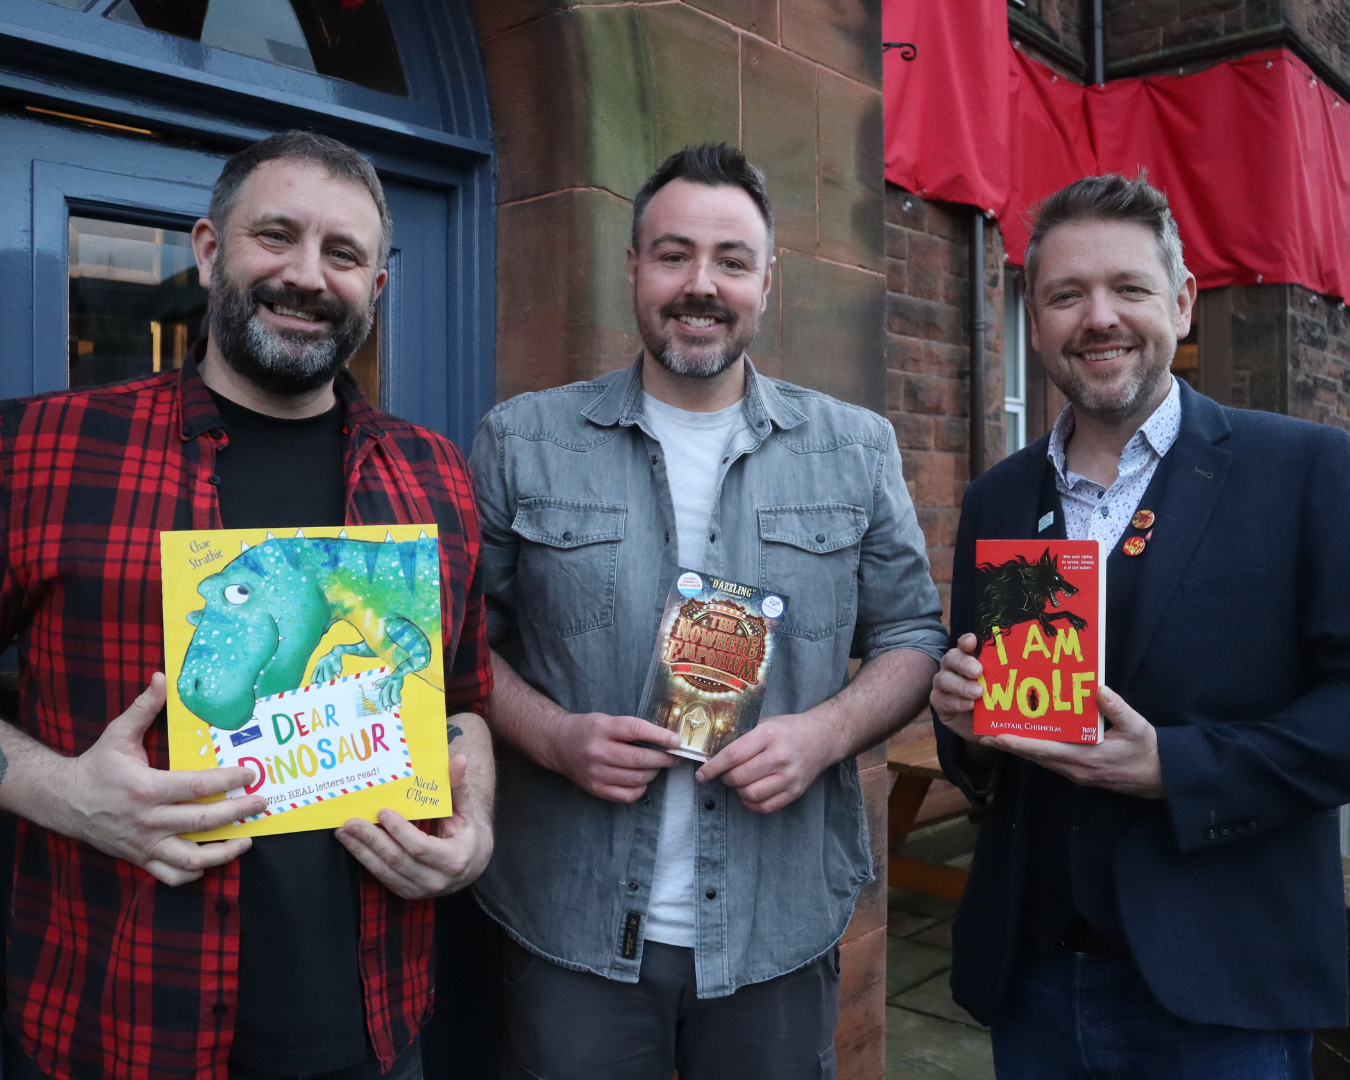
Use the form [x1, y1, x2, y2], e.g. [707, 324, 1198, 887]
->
[104, 0, 407, 97]
[68, 215, 383, 403]
[68, 216, 205, 388]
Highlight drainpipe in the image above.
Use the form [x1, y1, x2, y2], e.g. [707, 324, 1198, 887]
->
[1092, 0, 1105, 85]
[969, 211, 986, 481]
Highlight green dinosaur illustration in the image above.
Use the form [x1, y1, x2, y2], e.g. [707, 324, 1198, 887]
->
[177, 530, 442, 731]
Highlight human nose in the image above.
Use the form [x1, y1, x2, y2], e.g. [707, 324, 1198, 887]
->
[683, 255, 717, 298]
[278, 237, 327, 294]
[1083, 288, 1120, 331]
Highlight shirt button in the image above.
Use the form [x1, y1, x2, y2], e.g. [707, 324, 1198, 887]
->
[1220, 825, 1231, 835]
[562, 531, 573, 542]
[664, 533, 670, 543]
[705, 888, 717, 900]
[721, 456, 729, 464]
[215, 902, 230, 915]
[815, 533, 826, 544]
[756, 421, 765, 428]
[208, 475, 221, 486]
[1071, 824, 1082, 833]
[1205, 827, 1218, 840]
[704, 799, 715, 811]
[212, 1003, 227, 1017]
[709, 533, 716, 543]
[628, 881, 640, 892]
[1099, 506, 1109, 517]
[642, 795, 651, 805]
[1247, 817, 1257, 829]
[651, 455, 658, 465]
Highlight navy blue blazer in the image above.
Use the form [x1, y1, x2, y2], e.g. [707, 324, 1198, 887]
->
[936, 380, 1350, 1030]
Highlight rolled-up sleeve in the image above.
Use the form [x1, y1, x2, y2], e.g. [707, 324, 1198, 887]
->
[852, 429, 947, 664]
[467, 410, 521, 650]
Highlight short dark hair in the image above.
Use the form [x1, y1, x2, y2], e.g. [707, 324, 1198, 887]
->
[631, 143, 775, 254]
[209, 130, 392, 268]
[1024, 172, 1186, 302]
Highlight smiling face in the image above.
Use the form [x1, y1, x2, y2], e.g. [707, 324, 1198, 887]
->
[1028, 219, 1196, 426]
[194, 158, 388, 397]
[628, 179, 773, 380]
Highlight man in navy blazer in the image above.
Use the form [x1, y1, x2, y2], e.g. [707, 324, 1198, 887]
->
[931, 174, 1350, 1079]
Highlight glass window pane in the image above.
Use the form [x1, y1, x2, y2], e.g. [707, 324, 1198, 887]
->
[38, 0, 95, 9]
[68, 216, 206, 388]
[104, 0, 407, 96]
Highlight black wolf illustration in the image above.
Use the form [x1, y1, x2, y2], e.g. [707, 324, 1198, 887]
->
[976, 548, 1087, 653]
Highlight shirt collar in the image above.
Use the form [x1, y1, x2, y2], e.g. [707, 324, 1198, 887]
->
[582, 354, 808, 434]
[1047, 375, 1183, 484]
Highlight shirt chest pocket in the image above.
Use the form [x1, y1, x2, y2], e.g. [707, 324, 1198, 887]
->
[758, 504, 868, 641]
[511, 498, 626, 637]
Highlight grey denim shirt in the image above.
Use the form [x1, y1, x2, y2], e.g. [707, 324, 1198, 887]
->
[470, 358, 946, 998]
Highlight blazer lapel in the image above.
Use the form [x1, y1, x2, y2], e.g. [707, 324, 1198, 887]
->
[1115, 383, 1233, 689]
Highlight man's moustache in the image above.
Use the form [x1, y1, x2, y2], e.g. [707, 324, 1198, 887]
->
[249, 285, 348, 327]
[662, 302, 735, 323]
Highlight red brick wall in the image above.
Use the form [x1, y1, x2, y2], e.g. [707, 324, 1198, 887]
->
[1104, 0, 1350, 86]
[1289, 288, 1350, 430]
[884, 186, 1005, 619]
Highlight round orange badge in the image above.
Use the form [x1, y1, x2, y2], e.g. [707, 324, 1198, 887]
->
[1123, 536, 1147, 556]
[1131, 510, 1155, 530]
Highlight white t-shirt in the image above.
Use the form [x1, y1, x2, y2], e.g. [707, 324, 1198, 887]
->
[640, 392, 746, 947]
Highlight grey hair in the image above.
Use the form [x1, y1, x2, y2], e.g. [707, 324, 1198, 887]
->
[209, 130, 392, 269]
[1024, 172, 1187, 303]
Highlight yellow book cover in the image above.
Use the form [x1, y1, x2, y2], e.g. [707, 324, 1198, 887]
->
[161, 524, 450, 840]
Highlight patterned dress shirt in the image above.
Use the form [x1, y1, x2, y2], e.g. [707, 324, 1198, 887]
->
[0, 358, 491, 1080]
[1048, 377, 1182, 547]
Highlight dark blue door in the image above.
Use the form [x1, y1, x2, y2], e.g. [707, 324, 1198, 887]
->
[0, 112, 480, 443]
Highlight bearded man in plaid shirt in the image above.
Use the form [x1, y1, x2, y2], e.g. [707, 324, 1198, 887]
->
[0, 132, 494, 1080]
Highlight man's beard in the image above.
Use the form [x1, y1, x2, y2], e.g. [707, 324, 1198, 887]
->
[207, 261, 375, 397]
[1055, 333, 1172, 422]
[638, 297, 758, 379]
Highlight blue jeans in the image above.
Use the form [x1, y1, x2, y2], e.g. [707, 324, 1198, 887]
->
[990, 948, 1313, 1080]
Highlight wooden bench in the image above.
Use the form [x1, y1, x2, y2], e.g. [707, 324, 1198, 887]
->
[887, 734, 973, 902]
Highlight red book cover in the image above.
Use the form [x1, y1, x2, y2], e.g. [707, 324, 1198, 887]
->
[972, 541, 1105, 744]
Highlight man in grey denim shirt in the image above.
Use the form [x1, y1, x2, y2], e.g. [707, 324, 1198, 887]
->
[470, 144, 946, 1080]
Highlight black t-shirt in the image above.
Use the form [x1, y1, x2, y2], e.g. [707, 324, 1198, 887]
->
[208, 390, 371, 1076]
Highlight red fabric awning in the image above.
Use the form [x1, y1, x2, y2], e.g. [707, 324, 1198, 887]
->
[884, 0, 1350, 302]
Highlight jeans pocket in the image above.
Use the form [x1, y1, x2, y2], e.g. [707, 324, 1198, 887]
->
[502, 940, 539, 989]
[817, 1041, 838, 1080]
[511, 498, 625, 637]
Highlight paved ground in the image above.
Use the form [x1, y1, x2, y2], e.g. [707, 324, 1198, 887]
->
[885, 818, 994, 1080]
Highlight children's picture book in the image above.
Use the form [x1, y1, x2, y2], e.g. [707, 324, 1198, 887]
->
[638, 569, 788, 763]
[161, 524, 451, 839]
[972, 541, 1105, 744]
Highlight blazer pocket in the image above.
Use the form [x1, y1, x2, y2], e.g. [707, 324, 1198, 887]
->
[511, 498, 625, 637]
[758, 504, 867, 641]
[1181, 567, 1269, 601]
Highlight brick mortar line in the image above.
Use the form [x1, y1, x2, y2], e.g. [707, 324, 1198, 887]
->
[483, 2, 882, 96]
[475, 7, 566, 47]
[499, 185, 634, 209]
[776, 244, 884, 278]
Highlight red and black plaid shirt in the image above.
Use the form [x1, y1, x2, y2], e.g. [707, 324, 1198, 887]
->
[0, 358, 492, 1080]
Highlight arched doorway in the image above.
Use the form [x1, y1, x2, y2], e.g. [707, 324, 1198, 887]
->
[0, 0, 494, 448]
